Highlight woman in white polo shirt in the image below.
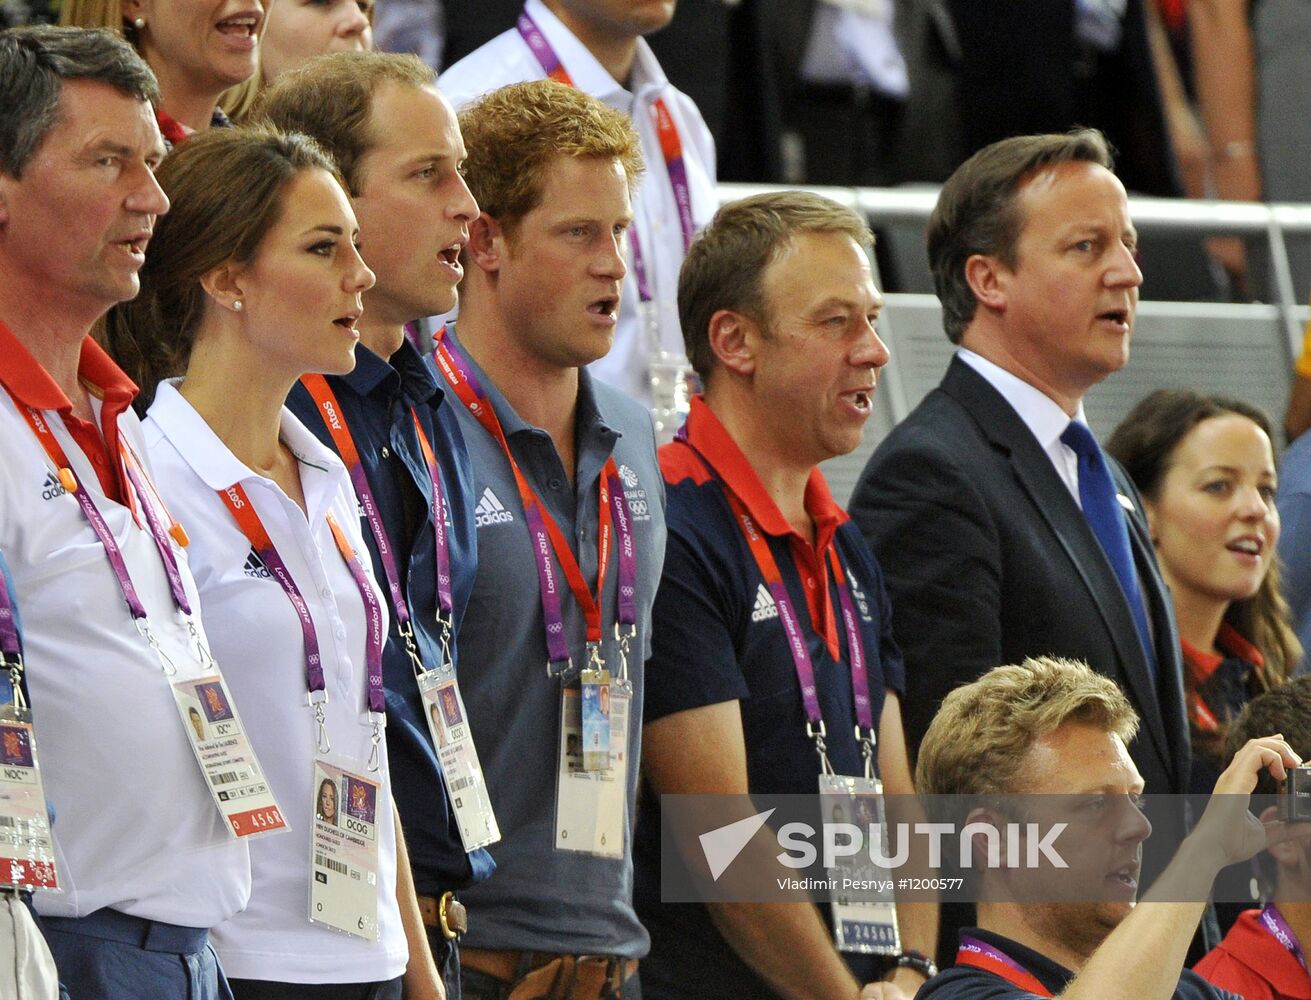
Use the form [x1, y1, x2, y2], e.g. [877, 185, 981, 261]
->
[106, 126, 439, 999]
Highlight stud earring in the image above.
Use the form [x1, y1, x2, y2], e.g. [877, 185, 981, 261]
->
[233, 300, 243, 312]
[132, 17, 145, 28]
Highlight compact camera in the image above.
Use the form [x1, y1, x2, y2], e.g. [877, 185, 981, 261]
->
[1284, 766, 1311, 823]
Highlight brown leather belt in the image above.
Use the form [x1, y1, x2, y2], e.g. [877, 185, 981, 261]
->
[416, 892, 467, 940]
[460, 948, 638, 1000]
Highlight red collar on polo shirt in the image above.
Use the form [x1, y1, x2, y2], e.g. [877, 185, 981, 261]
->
[1202, 908, 1311, 999]
[0, 319, 138, 504]
[680, 395, 849, 660]
[1182, 622, 1265, 687]
[155, 108, 192, 146]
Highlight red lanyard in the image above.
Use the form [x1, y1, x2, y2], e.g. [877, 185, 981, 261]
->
[955, 938, 1053, 996]
[432, 329, 636, 671]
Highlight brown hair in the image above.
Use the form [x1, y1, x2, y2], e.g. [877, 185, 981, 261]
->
[678, 191, 873, 383]
[928, 129, 1114, 344]
[457, 80, 642, 239]
[255, 50, 436, 195]
[104, 125, 343, 409]
[1107, 388, 1300, 757]
[59, 0, 128, 34]
[916, 656, 1139, 797]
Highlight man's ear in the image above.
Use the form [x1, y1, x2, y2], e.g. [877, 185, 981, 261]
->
[962, 805, 1011, 871]
[199, 263, 245, 316]
[706, 309, 758, 378]
[964, 253, 1009, 312]
[467, 213, 503, 274]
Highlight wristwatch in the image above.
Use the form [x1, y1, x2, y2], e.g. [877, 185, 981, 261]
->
[895, 950, 939, 979]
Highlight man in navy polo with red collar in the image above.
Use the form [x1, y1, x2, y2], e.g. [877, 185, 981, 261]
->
[633, 191, 937, 1000]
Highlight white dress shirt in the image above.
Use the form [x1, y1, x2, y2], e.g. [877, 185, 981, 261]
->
[144, 382, 405, 985]
[957, 348, 1088, 505]
[438, 0, 719, 406]
[0, 387, 249, 927]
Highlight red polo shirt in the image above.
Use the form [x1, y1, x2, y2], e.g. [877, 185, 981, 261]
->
[1195, 908, 1311, 1000]
[0, 320, 138, 503]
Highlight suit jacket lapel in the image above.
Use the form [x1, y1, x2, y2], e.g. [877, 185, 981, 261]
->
[941, 359, 1175, 776]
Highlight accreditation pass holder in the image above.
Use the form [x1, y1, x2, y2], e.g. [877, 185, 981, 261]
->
[13, 400, 286, 841]
[0, 566, 57, 892]
[710, 457, 899, 956]
[311, 758, 380, 941]
[556, 626, 632, 860]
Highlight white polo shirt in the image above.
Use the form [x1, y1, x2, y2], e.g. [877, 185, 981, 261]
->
[144, 382, 406, 985]
[0, 340, 249, 928]
[439, 0, 719, 406]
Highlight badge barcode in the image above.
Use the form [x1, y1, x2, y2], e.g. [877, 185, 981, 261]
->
[0, 816, 15, 828]
[315, 852, 347, 876]
[450, 776, 471, 792]
[209, 770, 244, 786]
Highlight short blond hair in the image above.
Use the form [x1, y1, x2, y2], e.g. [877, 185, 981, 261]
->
[916, 657, 1139, 797]
[458, 80, 643, 237]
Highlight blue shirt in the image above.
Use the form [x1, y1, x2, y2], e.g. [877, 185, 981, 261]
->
[1277, 430, 1311, 667]
[428, 325, 666, 957]
[286, 339, 492, 892]
[634, 396, 906, 998]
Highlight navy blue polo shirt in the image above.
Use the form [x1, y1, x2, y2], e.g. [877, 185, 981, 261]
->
[917, 928, 1238, 998]
[286, 340, 492, 893]
[634, 395, 906, 998]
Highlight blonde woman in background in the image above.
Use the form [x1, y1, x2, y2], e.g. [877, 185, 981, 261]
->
[60, 0, 261, 141]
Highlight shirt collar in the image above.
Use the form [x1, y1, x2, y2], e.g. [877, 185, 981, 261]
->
[523, 0, 662, 108]
[148, 380, 347, 525]
[0, 318, 138, 413]
[958, 928, 1073, 994]
[681, 395, 847, 544]
[334, 340, 443, 411]
[1220, 909, 1311, 998]
[444, 323, 613, 441]
[957, 348, 1088, 451]
[1182, 621, 1265, 681]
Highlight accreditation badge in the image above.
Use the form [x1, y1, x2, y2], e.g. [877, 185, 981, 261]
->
[554, 681, 629, 859]
[819, 772, 900, 956]
[171, 673, 287, 839]
[0, 708, 57, 892]
[579, 667, 611, 772]
[418, 666, 500, 850]
[309, 759, 380, 941]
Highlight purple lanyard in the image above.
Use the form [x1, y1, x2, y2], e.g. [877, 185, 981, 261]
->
[435, 329, 636, 670]
[676, 429, 873, 737]
[16, 402, 192, 625]
[299, 376, 457, 663]
[217, 485, 386, 718]
[1260, 905, 1309, 972]
[516, 10, 697, 306]
[0, 569, 18, 665]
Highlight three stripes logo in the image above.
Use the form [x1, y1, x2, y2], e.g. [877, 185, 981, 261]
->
[751, 583, 778, 623]
[243, 546, 272, 579]
[474, 487, 514, 528]
[40, 471, 67, 501]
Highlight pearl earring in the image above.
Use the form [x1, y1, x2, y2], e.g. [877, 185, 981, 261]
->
[233, 300, 243, 312]
[132, 17, 145, 28]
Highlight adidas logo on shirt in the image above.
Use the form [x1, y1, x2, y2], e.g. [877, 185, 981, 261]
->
[474, 487, 514, 528]
[40, 471, 67, 501]
[751, 583, 779, 623]
[243, 547, 272, 579]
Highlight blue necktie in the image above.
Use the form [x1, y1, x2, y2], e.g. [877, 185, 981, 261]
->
[1060, 420, 1157, 684]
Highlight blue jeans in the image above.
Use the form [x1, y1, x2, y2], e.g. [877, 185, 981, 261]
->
[42, 908, 231, 1000]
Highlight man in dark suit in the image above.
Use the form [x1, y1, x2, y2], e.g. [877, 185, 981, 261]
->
[850, 131, 1193, 954]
